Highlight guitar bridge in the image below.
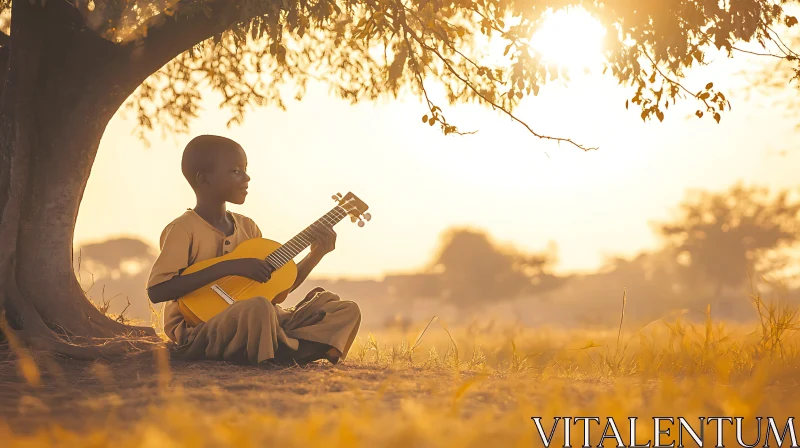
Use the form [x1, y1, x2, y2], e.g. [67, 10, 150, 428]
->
[211, 284, 235, 305]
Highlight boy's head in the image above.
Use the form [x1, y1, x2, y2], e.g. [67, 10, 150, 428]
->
[181, 135, 250, 205]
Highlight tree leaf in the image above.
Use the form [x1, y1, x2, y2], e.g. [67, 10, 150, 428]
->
[422, 114, 428, 123]
[388, 47, 408, 83]
[713, 112, 721, 123]
[705, 82, 713, 90]
[656, 110, 664, 122]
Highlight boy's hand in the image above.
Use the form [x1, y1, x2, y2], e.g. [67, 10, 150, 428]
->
[221, 258, 274, 283]
[309, 222, 337, 256]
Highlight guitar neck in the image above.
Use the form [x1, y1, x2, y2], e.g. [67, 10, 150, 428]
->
[265, 206, 348, 269]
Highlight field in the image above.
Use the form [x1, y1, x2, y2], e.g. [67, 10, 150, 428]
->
[2, 296, 800, 447]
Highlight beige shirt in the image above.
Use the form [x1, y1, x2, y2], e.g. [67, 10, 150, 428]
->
[147, 209, 262, 343]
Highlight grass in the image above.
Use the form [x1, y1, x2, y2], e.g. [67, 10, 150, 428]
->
[2, 287, 800, 446]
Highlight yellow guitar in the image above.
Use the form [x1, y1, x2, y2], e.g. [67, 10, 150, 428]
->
[176, 192, 370, 326]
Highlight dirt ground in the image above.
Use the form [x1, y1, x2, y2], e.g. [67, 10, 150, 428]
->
[5, 325, 800, 446]
[0, 344, 546, 435]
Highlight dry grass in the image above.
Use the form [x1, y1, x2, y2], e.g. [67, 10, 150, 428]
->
[2, 289, 800, 447]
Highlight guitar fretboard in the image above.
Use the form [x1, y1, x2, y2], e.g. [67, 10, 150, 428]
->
[265, 206, 349, 269]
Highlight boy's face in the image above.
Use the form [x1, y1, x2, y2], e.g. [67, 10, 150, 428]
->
[200, 145, 250, 205]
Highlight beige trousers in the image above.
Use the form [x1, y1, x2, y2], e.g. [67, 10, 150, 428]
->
[169, 288, 361, 365]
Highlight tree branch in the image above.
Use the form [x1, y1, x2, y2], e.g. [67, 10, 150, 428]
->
[402, 24, 596, 150]
[732, 46, 788, 59]
[765, 24, 799, 59]
[110, 1, 253, 95]
[394, 4, 595, 150]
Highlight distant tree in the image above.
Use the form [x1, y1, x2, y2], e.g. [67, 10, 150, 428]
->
[656, 184, 800, 295]
[75, 237, 156, 278]
[73, 237, 157, 324]
[430, 228, 560, 309]
[546, 249, 687, 326]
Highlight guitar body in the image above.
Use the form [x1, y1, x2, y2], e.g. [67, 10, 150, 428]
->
[174, 191, 371, 326]
[176, 237, 297, 326]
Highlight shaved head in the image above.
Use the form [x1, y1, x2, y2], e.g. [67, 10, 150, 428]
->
[181, 135, 243, 189]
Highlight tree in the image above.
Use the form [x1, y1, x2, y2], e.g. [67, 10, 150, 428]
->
[431, 228, 559, 309]
[543, 250, 688, 326]
[0, 0, 798, 358]
[656, 184, 800, 296]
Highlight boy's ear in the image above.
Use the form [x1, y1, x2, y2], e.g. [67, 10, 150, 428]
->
[195, 172, 207, 185]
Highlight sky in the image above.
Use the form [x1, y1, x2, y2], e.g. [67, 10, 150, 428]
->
[73, 11, 800, 279]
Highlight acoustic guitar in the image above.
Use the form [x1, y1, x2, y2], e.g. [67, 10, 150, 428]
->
[176, 192, 370, 326]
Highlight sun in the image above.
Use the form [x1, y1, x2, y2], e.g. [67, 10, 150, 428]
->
[529, 7, 607, 72]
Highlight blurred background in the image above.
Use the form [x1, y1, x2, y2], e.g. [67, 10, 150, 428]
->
[71, 8, 800, 334]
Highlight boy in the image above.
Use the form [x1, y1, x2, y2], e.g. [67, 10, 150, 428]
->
[146, 135, 361, 366]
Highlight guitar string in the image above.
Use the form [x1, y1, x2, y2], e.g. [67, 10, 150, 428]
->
[212, 208, 346, 292]
[217, 199, 352, 294]
[184, 204, 355, 310]
[228, 214, 340, 299]
[225, 213, 344, 299]
[229, 213, 342, 298]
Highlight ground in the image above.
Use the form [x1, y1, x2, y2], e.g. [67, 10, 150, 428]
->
[2, 316, 800, 446]
[0, 349, 507, 433]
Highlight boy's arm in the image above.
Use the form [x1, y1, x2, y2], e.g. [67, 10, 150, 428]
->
[288, 222, 337, 294]
[148, 258, 275, 304]
[147, 263, 227, 304]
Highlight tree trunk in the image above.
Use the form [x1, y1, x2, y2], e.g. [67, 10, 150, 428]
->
[14, 90, 140, 339]
[0, 0, 258, 358]
[0, 1, 159, 356]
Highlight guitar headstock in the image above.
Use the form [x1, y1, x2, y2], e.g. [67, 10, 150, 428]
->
[332, 192, 371, 227]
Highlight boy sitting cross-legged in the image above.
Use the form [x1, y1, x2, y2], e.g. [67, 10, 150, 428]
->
[146, 135, 361, 366]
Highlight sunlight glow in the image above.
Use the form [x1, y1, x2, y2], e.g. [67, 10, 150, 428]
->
[530, 8, 607, 72]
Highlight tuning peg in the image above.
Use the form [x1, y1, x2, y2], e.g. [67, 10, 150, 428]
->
[358, 220, 365, 227]
[350, 215, 357, 223]
[362, 213, 371, 222]
[331, 195, 339, 201]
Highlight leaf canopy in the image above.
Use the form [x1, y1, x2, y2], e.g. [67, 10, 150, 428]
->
[3, 0, 798, 149]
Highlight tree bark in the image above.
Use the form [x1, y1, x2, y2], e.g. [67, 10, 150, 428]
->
[14, 91, 138, 338]
[0, 1, 158, 351]
[0, 0, 46, 337]
[0, 0, 267, 357]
